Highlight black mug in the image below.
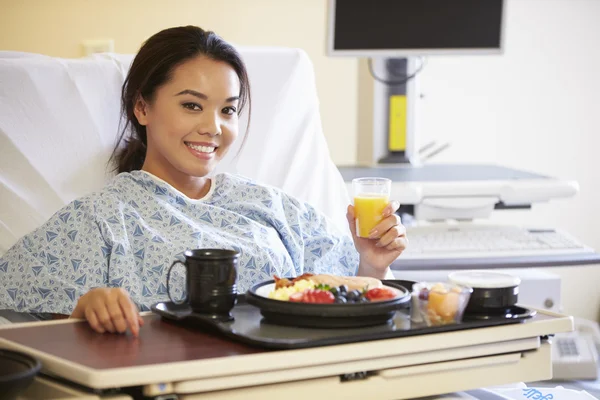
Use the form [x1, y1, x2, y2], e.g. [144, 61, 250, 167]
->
[166, 249, 239, 321]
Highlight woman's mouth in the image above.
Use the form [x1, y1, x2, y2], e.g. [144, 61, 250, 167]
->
[185, 142, 218, 159]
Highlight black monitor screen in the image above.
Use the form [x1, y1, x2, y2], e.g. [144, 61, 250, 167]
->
[333, 0, 503, 52]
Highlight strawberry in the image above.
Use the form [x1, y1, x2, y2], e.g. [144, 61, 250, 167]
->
[304, 289, 335, 304]
[289, 292, 305, 302]
[289, 289, 334, 304]
[365, 287, 397, 301]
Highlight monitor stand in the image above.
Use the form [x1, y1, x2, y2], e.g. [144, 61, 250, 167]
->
[379, 151, 411, 164]
[370, 57, 421, 166]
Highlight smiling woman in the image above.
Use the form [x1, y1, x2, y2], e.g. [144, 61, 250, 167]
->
[0, 26, 408, 337]
[135, 55, 240, 197]
[111, 26, 251, 198]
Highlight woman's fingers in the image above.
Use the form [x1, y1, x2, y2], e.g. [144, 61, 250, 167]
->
[77, 288, 142, 336]
[382, 200, 400, 218]
[385, 236, 409, 252]
[347, 204, 356, 219]
[118, 292, 140, 337]
[375, 224, 406, 247]
[85, 308, 105, 334]
[346, 205, 358, 237]
[107, 298, 128, 334]
[370, 214, 404, 240]
[94, 304, 116, 333]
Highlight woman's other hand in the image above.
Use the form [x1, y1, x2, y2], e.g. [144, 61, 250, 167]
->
[71, 288, 144, 336]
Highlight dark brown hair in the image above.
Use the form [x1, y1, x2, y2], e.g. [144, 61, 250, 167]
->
[110, 26, 251, 173]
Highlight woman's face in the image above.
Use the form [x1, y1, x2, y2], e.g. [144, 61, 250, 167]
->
[135, 55, 241, 179]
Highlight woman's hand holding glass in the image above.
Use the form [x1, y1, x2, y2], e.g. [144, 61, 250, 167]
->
[347, 178, 408, 276]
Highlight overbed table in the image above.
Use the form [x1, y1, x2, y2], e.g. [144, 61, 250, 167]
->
[0, 309, 573, 400]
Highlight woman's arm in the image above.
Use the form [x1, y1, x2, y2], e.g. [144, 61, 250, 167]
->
[357, 258, 390, 280]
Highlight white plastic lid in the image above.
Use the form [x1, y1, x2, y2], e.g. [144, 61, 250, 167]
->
[448, 271, 521, 289]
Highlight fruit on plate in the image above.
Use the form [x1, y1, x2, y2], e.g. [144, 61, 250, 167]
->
[289, 289, 335, 304]
[365, 287, 398, 301]
[267, 274, 400, 304]
[268, 279, 315, 301]
[328, 286, 369, 304]
[270, 283, 399, 305]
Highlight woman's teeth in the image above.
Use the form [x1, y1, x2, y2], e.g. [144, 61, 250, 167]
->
[186, 143, 216, 153]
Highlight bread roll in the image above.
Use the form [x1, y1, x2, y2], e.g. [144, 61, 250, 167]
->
[310, 274, 382, 291]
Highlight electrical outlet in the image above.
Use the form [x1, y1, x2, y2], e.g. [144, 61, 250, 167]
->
[81, 39, 114, 56]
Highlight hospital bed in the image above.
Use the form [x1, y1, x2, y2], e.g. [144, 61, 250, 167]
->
[0, 48, 574, 399]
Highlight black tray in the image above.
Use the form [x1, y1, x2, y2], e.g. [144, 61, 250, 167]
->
[463, 306, 536, 321]
[151, 296, 536, 350]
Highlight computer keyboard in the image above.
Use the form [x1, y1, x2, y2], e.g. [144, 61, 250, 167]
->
[402, 224, 594, 260]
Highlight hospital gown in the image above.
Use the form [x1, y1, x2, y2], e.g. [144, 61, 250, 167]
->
[0, 171, 358, 314]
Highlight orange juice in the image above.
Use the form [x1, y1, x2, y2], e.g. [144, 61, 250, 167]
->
[353, 195, 389, 238]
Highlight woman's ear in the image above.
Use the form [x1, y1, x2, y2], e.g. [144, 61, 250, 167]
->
[133, 97, 149, 126]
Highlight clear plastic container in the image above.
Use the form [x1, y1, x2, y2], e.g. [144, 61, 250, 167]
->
[412, 282, 472, 326]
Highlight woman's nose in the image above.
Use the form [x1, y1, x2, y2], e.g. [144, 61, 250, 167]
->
[198, 113, 222, 136]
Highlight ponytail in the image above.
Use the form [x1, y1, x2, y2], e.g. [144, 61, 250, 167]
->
[114, 133, 146, 173]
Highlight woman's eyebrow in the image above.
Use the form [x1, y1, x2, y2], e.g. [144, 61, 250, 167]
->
[175, 89, 239, 102]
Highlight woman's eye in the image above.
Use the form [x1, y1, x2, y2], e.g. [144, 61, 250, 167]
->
[182, 103, 202, 111]
[222, 106, 237, 115]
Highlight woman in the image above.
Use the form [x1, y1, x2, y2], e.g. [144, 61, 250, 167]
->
[0, 26, 407, 336]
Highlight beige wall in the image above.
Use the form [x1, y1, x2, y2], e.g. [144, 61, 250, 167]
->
[0, 0, 358, 165]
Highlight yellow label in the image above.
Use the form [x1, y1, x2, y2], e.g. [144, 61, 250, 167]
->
[389, 95, 407, 151]
[354, 195, 389, 238]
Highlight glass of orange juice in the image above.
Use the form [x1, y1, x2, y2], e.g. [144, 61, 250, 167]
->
[352, 177, 391, 238]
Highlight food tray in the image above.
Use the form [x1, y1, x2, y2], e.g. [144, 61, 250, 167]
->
[151, 296, 535, 350]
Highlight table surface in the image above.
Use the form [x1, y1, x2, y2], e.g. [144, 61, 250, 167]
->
[0, 308, 574, 394]
[0, 309, 567, 371]
[0, 315, 263, 370]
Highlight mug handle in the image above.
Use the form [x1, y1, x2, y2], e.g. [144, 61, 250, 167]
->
[166, 260, 188, 305]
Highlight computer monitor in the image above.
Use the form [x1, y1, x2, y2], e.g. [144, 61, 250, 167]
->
[327, 0, 506, 165]
[327, 0, 505, 57]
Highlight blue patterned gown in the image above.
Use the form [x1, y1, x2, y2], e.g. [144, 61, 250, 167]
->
[0, 171, 358, 314]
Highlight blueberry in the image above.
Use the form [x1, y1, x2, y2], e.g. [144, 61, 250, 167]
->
[347, 290, 361, 301]
[334, 297, 347, 304]
[338, 285, 348, 294]
[359, 297, 369, 303]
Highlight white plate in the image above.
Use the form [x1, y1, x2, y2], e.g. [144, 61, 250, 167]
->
[254, 282, 403, 300]
[254, 283, 277, 298]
